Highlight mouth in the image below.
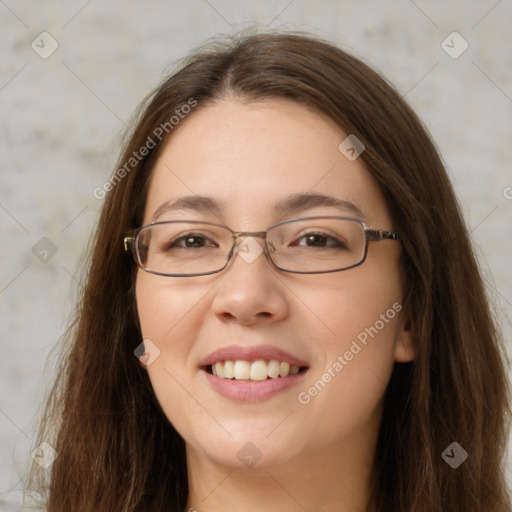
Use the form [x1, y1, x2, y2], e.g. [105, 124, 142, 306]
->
[199, 345, 310, 400]
[203, 359, 309, 381]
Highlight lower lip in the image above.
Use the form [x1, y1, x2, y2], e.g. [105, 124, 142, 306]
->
[202, 369, 308, 402]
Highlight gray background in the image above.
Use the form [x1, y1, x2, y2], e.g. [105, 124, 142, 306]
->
[1, 0, 511, 508]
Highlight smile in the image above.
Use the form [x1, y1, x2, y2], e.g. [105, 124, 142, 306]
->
[208, 359, 307, 381]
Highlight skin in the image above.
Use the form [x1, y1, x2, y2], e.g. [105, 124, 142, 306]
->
[135, 98, 414, 512]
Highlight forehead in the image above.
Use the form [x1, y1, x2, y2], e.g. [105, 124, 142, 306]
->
[143, 99, 391, 228]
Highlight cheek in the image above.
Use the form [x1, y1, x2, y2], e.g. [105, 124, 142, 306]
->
[135, 272, 205, 343]
[135, 273, 202, 427]
[135, 273, 192, 376]
[304, 259, 403, 351]
[296, 265, 403, 433]
[136, 280, 169, 342]
[134, 272, 214, 375]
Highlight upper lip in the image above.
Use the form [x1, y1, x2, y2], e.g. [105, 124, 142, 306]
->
[199, 344, 309, 368]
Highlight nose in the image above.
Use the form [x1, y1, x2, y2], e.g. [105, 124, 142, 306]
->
[210, 236, 289, 325]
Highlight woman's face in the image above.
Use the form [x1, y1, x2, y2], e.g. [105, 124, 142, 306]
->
[136, 98, 413, 471]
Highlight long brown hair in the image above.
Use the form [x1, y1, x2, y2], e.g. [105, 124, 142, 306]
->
[28, 30, 511, 511]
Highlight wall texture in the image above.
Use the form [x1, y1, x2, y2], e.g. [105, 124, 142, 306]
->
[1, 0, 511, 509]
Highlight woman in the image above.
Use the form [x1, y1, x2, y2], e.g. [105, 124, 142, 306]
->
[28, 31, 511, 511]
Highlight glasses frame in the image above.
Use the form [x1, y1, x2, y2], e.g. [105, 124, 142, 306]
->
[123, 216, 399, 277]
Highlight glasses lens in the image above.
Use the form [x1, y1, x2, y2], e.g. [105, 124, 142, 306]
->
[134, 218, 366, 276]
[268, 218, 366, 272]
[136, 222, 233, 275]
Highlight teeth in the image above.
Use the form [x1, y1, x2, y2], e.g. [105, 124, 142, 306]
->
[250, 360, 268, 381]
[209, 359, 303, 380]
[267, 359, 280, 378]
[214, 361, 224, 378]
[234, 360, 250, 380]
[223, 360, 235, 379]
[279, 361, 290, 377]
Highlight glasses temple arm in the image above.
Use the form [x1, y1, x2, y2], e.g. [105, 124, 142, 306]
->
[366, 230, 399, 242]
[124, 236, 134, 252]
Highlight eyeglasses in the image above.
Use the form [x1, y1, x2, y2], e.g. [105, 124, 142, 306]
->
[123, 216, 399, 277]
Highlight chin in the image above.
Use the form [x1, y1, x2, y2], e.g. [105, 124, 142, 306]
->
[187, 427, 303, 471]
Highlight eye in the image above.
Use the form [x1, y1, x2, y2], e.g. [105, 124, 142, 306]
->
[165, 232, 218, 250]
[291, 231, 347, 249]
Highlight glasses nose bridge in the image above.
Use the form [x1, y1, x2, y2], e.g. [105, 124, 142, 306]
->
[231, 230, 269, 253]
[232, 230, 268, 241]
[228, 230, 274, 267]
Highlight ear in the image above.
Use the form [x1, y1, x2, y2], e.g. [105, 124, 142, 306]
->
[394, 313, 415, 363]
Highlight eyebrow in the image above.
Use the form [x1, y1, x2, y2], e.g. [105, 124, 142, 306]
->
[151, 193, 367, 223]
